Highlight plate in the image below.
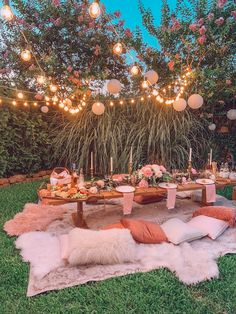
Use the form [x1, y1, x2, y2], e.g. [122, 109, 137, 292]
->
[196, 179, 215, 185]
[116, 185, 135, 193]
[158, 182, 177, 189]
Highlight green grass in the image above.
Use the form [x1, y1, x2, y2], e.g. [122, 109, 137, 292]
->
[1, 182, 236, 314]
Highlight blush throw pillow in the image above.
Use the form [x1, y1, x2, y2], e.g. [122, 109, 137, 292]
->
[193, 206, 236, 227]
[67, 228, 137, 266]
[161, 218, 207, 245]
[188, 215, 229, 240]
[102, 222, 125, 230]
[120, 219, 168, 244]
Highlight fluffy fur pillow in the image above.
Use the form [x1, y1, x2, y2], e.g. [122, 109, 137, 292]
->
[121, 219, 168, 244]
[67, 228, 137, 266]
[193, 206, 236, 227]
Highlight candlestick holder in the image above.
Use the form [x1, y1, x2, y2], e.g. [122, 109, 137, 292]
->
[187, 160, 192, 182]
[110, 170, 113, 179]
[128, 162, 133, 176]
[90, 168, 94, 181]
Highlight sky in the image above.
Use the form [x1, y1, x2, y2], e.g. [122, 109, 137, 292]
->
[102, 0, 177, 47]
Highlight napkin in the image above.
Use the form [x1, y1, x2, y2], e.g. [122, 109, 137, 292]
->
[205, 184, 216, 203]
[167, 188, 177, 210]
[122, 192, 134, 215]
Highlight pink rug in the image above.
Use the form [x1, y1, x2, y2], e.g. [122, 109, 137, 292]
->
[4, 203, 67, 236]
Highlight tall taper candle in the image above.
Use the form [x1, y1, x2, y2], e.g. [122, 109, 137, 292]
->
[210, 149, 212, 165]
[130, 147, 133, 163]
[189, 148, 192, 162]
[110, 157, 113, 172]
[91, 151, 93, 169]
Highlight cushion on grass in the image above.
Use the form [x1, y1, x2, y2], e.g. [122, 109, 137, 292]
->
[161, 218, 207, 245]
[102, 222, 125, 230]
[120, 219, 168, 244]
[59, 234, 69, 261]
[67, 228, 137, 266]
[134, 194, 165, 204]
[188, 215, 229, 240]
[193, 206, 236, 227]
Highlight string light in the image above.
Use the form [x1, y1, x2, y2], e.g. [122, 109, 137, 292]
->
[142, 78, 149, 89]
[119, 100, 124, 105]
[45, 96, 50, 101]
[131, 99, 135, 104]
[17, 92, 24, 99]
[0, 4, 14, 21]
[141, 97, 144, 101]
[23, 102, 28, 107]
[49, 84, 57, 93]
[37, 75, 45, 85]
[81, 101, 86, 106]
[20, 49, 31, 62]
[52, 95, 58, 102]
[152, 89, 158, 96]
[113, 42, 123, 55]
[59, 102, 64, 108]
[64, 106, 69, 112]
[12, 100, 17, 106]
[130, 63, 139, 76]
[33, 102, 38, 106]
[88, 0, 101, 19]
[110, 101, 114, 106]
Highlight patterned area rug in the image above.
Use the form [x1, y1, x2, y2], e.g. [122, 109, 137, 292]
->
[17, 197, 236, 297]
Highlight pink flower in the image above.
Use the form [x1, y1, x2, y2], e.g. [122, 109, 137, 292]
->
[3, 51, 9, 58]
[215, 17, 224, 25]
[168, 60, 175, 71]
[231, 11, 236, 20]
[141, 166, 153, 178]
[138, 179, 149, 188]
[189, 23, 198, 31]
[191, 168, 197, 175]
[199, 25, 206, 35]
[67, 66, 73, 73]
[118, 20, 125, 27]
[207, 13, 214, 21]
[217, 0, 227, 8]
[159, 166, 167, 173]
[171, 18, 181, 31]
[89, 186, 98, 194]
[53, 18, 61, 27]
[52, 0, 60, 7]
[78, 15, 84, 23]
[114, 11, 121, 18]
[175, 53, 180, 60]
[73, 70, 79, 77]
[182, 177, 187, 184]
[124, 28, 132, 38]
[226, 79, 232, 85]
[198, 35, 207, 45]
[96, 180, 105, 188]
[197, 18, 204, 27]
[88, 21, 94, 28]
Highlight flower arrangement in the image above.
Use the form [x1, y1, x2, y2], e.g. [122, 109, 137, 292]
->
[135, 164, 172, 187]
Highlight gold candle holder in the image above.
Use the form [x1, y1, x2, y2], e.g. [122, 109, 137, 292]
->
[187, 160, 192, 182]
[128, 162, 133, 176]
[90, 168, 94, 180]
[110, 170, 113, 179]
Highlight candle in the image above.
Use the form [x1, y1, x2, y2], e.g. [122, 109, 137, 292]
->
[110, 157, 113, 172]
[210, 149, 212, 165]
[91, 151, 93, 169]
[130, 147, 133, 163]
[189, 148, 192, 162]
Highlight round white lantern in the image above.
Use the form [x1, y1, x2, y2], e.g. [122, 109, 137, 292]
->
[144, 70, 158, 85]
[92, 102, 105, 115]
[107, 79, 122, 94]
[227, 109, 236, 120]
[208, 123, 216, 131]
[173, 98, 187, 111]
[41, 105, 49, 113]
[187, 94, 203, 109]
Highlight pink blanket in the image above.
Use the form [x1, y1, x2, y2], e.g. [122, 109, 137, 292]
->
[205, 184, 216, 203]
[167, 188, 177, 210]
[122, 193, 134, 215]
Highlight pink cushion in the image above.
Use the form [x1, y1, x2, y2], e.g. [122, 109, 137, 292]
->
[59, 234, 69, 260]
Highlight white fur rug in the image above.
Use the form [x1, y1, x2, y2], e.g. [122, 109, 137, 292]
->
[15, 197, 236, 297]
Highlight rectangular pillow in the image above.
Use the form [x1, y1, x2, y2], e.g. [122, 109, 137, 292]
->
[121, 219, 168, 244]
[193, 206, 236, 227]
[161, 218, 207, 245]
[188, 215, 229, 240]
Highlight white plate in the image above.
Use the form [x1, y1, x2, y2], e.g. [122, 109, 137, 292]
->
[196, 179, 215, 185]
[116, 185, 135, 193]
[158, 182, 177, 189]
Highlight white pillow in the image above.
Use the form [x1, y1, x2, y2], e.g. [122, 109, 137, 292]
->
[188, 215, 229, 240]
[67, 228, 137, 266]
[161, 218, 207, 245]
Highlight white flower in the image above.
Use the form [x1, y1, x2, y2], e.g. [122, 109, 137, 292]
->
[152, 165, 160, 175]
[156, 170, 163, 178]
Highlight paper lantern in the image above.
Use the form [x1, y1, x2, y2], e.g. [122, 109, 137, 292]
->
[107, 79, 122, 94]
[144, 70, 158, 85]
[130, 64, 139, 76]
[173, 98, 187, 111]
[88, 1, 101, 19]
[187, 94, 203, 109]
[208, 123, 216, 131]
[41, 106, 49, 113]
[227, 109, 236, 120]
[92, 102, 105, 115]
[113, 42, 123, 55]
[0, 5, 14, 21]
[20, 49, 31, 62]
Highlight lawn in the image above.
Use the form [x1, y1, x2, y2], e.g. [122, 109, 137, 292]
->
[0, 182, 236, 314]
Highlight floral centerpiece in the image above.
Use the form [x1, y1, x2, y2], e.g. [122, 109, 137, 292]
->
[135, 164, 172, 187]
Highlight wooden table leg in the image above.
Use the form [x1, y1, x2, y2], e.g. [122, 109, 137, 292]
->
[201, 188, 214, 206]
[72, 201, 88, 228]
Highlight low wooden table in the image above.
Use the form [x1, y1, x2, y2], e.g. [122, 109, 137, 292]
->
[41, 179, 236, 228]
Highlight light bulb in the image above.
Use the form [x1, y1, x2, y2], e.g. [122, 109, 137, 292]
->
[37, 75, 45, 85]
[119, 100, 124, 105]
[33, 102, 38, 106]
[64, 106, 69, 111]
[12, 100, 17, 106]
[81, 101, 86, 107]
[113, 42, 123, 55]
[23, 102, 28, 107]
[152, 89, 158, 96]
[21, 49, 31, 62]
[142, 79, 149, 89]
[141, 97, 144, 101]
[130, 64, 139, 76]
[49, 84, 57, 93]
[110, 101, 114, 107]
[17, 92, 24, 99]
[0, 5, 14, 21]
[88, 1, 101, 18]
[59, 102, 64, 108]
[45, 96, 50, 101]
[52, 95, 58, 102]
[131, 99, 134, 104]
